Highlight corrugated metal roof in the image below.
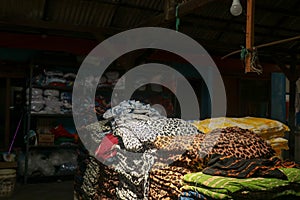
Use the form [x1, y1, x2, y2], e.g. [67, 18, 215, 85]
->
[0, 0, 299, 57]
[0, 0, 44, 19]
[112, 7, 156, 28]
[48, 0, 116, 27]
[125, 0, 163, 11]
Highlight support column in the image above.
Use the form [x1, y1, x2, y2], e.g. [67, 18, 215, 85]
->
[4, 78, 11, 150]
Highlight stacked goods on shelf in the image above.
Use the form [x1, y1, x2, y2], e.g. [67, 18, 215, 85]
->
[50, 124, 78, 145]
[26, 88, 44, 113]
[35, 118, 78, 146]
[61, 92, 72, 113]
[23, 67, 80, 181]
[192, 117, 290, 158]
[18, 149, 78, 177]
[27, 69, 76, 114]
[43, 89, 62, 114]
[43, 70, 76, 88]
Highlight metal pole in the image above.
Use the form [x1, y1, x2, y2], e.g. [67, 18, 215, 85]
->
[24, 65, 33, 184]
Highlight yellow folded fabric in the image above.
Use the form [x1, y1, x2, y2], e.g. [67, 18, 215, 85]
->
[192, 117, 290, 135]
[268, 137, 289, 144]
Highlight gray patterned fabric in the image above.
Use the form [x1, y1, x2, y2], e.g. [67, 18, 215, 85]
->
[112, 147, 157, 200]
[103, 100, 162, 120]
[85, 119, 112, 143]
[113, 117, 200, 152]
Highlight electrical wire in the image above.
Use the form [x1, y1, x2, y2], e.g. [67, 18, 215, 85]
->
[250, 47, 263, 74]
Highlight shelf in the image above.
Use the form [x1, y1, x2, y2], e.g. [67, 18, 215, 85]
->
[29, 144, 78, 149]
[30, 113, 73, 118]
[32, 85, 73, 91]
[0, 161, 17, 169]
[21, 174, 75, 183]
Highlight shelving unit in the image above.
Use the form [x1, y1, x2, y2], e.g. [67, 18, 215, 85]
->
[24, 63, 78, 183]
[23, 60, 179, 183]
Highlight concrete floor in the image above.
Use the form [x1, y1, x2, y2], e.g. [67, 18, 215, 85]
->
[1, 180, 74, 200]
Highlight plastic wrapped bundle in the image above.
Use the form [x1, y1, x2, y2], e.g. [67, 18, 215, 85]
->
[43, 89, 62, 114]
[26, 88, 45, 112]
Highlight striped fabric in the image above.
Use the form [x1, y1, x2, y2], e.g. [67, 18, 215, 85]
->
[182, 168, 300, 199]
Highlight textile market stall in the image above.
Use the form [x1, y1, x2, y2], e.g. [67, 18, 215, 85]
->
[74, 101, 299, 200]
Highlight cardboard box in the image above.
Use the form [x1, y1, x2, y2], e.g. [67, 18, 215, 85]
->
[38, 134, 54, 145]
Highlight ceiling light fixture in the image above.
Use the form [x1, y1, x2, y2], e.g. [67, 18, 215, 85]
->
[230, 0, 243, 16]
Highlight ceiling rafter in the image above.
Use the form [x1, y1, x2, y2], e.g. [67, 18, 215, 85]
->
[188, 14, 300, 36]
[137, 0, 216, 27]
[180, 18, 293, 41]
[256, 1, 300, 45]
[256, 4, 300, 18]
[92, 0, 163, 13]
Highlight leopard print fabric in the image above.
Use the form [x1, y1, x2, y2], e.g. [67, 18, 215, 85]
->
[153, 126, 275, 171]
[114, 117, 201, 152]
[148, 127, 276, 199]
[78, 156, 119, 200]
[207, 126, 275, 159]
[153, 134, 207, 171]
[114, 120, 157, 152]
[149, 164, 192, 200]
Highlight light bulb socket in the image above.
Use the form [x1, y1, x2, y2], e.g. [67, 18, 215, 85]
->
[230, 0, 243, 16]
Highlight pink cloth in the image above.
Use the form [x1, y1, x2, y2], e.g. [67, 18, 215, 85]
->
[95, 133, 119, 162]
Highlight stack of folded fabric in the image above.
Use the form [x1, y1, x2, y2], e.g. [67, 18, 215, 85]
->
[75, 100, 203, 199]
[60, 92, 72, 114]
[74, 150, 119, 200]
[177, 127, 300, 200]
[147, 126, 277, 199]
[180, 166, 300, 200]
[50, 124, 78, 145]
[103, 100, 201, 199]
[74, 105, 296, 200]
[26, 88, 45, 113]
[149, 164, 192, 199]
[43, 89, 62, 114]
[44, 70, 66, 87]
[192, 117, 290, 158]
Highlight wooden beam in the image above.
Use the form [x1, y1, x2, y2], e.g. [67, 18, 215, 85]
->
[188, 14, 300, 36]
[92, 0, 162, 13]
[288, 55, 298, 160]
[181, 18, 291, 41]
[41, 0, 50, 21]
[256, 4, 300, 18]
[164, 0, 175, 20]
[137, 0, 215, 27]
[222, 35, 300, 60]
[245, 0, 255, 73]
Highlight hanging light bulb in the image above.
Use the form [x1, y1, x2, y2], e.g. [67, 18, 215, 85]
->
[230, 0, 243, 16]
